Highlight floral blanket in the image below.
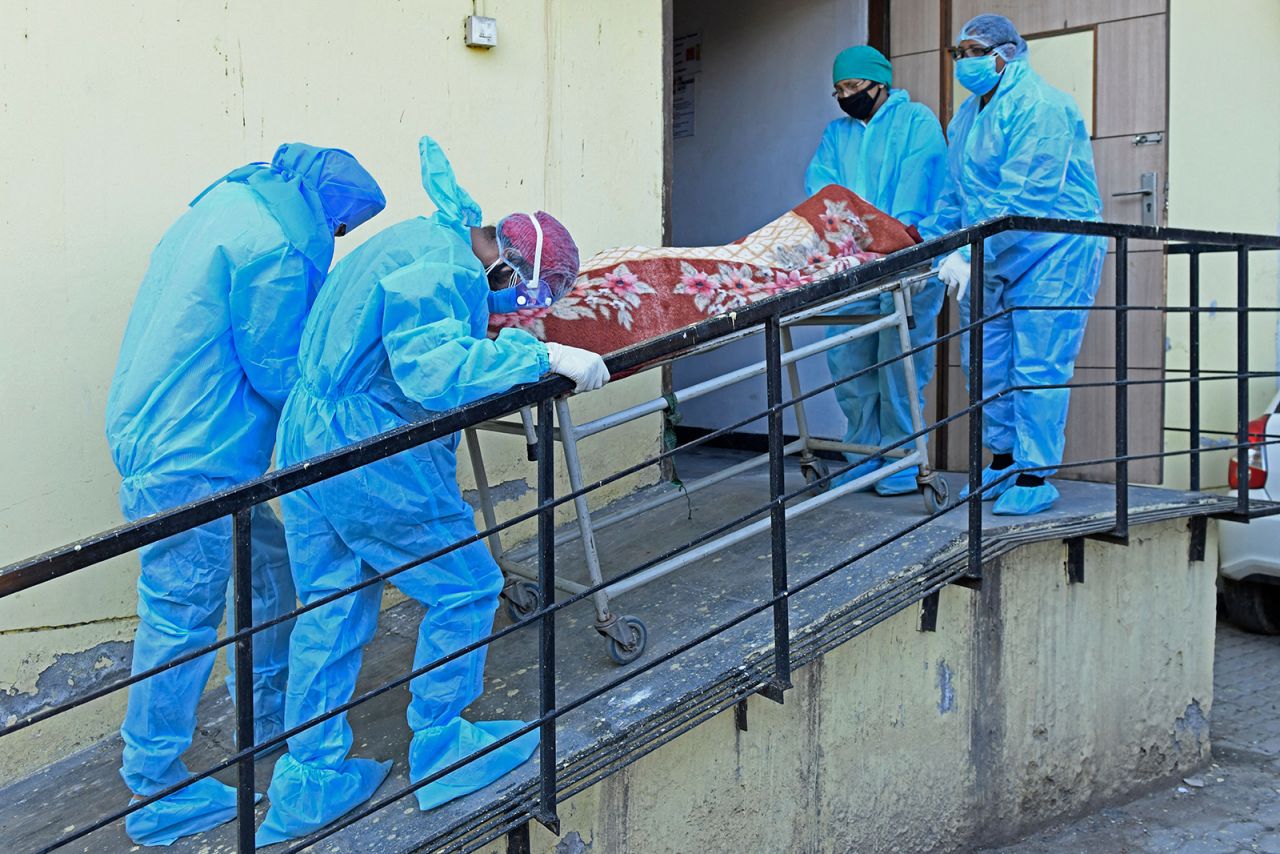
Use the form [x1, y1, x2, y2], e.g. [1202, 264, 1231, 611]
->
[488, 185, 919, 356]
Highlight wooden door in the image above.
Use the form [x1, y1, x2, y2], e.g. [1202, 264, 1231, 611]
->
[888, 0, 1170, 483]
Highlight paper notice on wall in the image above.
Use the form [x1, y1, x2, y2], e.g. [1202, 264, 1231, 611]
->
[673, 32, 701, 79]
[673, 79, 695, 139]
[673, 32, 700, 139]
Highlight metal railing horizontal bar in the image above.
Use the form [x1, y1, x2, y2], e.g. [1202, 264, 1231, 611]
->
[1166, 242, 1280, 255]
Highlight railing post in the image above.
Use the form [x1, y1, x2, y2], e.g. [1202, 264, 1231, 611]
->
[1114, 237, 1129, 539]
[534, 398, 560, 833]
[967, 239, 985, 578]
[764, 316, 792, 697]
[1237, 246, 1251, 516]
[232, 509, 256, 854]
[1188, 250, 1201, 491]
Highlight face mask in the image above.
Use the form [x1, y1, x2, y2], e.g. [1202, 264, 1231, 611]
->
[486, 214, 555, 314]
[955, 54, 1002, 96]
[837, 87, 879, 121]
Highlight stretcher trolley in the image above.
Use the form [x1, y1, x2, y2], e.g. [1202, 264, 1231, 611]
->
[464, 266, 948, 664]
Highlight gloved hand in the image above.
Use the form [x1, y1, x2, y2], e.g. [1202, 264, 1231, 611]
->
[938, 251, 972, 302]
[545, 342, 610, 393]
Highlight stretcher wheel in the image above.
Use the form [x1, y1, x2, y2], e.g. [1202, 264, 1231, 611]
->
[800, 460, 830, 494]
[923, 477, 950, 515]
[606, 616, 648, 665]
[503, 580, 542, 622]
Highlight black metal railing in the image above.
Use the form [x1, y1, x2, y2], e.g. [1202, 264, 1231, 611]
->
[3, 216, 1280, 853]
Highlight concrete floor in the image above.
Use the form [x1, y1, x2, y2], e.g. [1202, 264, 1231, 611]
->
[0, 449, 1235, 853]
[984, 621, 1280, 854]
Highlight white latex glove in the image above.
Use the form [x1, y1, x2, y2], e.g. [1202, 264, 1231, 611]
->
[938, 251, 972, 302]
[545, 342, 610, 394]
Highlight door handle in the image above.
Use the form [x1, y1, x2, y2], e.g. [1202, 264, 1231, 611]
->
[1110, 171, 1160, 227]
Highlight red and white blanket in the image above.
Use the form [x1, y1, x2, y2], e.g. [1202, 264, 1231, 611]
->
[488, 185, 919, 355]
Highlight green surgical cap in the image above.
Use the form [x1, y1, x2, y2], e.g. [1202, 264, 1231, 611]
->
[832, 45, 893, 87]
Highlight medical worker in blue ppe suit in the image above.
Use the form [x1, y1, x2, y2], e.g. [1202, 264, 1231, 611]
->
[805, 45, 948, 495]
[923, 14, 1105, 516]
[105, 144, 386, 846]
[256, 135, 609, 845]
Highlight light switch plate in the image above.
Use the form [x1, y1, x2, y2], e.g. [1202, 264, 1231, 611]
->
[465, 16, 498, 49]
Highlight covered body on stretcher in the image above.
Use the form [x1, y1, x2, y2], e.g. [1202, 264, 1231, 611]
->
[468, 185, 947, 664]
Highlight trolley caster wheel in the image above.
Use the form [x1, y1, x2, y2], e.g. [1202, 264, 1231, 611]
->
[503, 581, 541, 622]
[800, 460, 830, 494]
[922, 477, 951, 515]
[605, 616, 648, 665]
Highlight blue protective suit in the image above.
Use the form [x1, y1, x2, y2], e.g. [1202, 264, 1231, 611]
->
[921, 60, 1105, 482]
[105, 143, 385, 847]
[256, 137, 548, 845]
[805, 89, 948, 492]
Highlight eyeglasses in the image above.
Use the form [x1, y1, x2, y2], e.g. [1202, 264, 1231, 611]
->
[831, 80, 879, 99]
[947, 43, 1008, 61]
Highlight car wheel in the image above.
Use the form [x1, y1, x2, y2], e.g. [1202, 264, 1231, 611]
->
[1220, 577, 1280, 635]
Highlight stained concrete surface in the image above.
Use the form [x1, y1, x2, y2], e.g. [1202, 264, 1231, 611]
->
[0, 449, 1234, 853]
[985, 622, 1280, 854]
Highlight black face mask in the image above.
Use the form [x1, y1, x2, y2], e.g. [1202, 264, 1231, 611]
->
[838, 87, 880, 121]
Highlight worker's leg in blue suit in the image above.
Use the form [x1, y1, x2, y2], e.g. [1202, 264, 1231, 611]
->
[874, 281, 945, 495]
[958, 281, 1018, 501]
[119, 472, 294, 847]
[259, 474, 536, 844]
[384, 514, 537, 810]
[257, 484, 389, 846]
[224, 503, 295, 751]
[994, 236, 1105, 515]
[825, 295, 884, 488]
[1007, 236, 1105, 477]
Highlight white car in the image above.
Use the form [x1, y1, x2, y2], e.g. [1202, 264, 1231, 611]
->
[1218, 388, 1280, 634]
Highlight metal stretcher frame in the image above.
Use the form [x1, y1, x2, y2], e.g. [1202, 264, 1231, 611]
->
[464, 267, 948, 664]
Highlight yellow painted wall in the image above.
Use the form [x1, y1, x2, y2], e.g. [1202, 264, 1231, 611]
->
[0, 0, 664, 780]
[1164, 0, 1280, 489]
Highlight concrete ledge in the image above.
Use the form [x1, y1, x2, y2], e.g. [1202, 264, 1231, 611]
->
[480, 516, 1217, 853]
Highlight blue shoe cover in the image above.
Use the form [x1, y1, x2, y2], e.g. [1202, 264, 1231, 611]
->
[874, 465, 920, 496]
[255, 754, 392, 846]
[411, 719, 539, 812]
[992, 482, 1060, 516]
[125, 776, 256, 847]
[959, 465, 1017, 502]
[832, 458, 881, 490]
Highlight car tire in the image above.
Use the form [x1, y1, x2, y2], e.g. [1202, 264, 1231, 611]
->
[1220, 577, 1280, 635]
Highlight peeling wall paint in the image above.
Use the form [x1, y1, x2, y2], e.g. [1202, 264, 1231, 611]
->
[936, 659, 955, 714]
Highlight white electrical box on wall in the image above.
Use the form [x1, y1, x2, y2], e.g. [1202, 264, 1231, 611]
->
[465, 16, 498, 48]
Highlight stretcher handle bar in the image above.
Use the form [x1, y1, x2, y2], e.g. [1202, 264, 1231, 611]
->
[574, 312, 902, 440]
[779, 269, 933, 326]
[806, 437, 912, 459]
[474, 419, 563, 442]
[504, 438, 809, 561]
[604, 451, 924, 598]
